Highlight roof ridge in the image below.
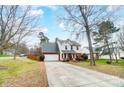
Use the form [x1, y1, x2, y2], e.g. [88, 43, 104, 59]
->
[56, 38, 80, 46]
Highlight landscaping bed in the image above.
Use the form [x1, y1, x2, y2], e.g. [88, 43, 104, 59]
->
[0, 57, 48, 87]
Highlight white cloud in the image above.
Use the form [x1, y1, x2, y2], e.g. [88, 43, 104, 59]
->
[107, 5, 120, 12]
[59, 22, 65, 29]
[32, 6, 41, 9]
[28, 9, 44, 16]
[47, 5, 57, 11]
[117, 20, 124, 26]
[41, 27, 48, 33]
[30, 27, 48, 33]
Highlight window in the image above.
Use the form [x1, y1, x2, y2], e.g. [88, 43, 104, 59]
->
[65, 45, 67, 50]
[71, 45, 73, 50]
[77, 46, 79, 50]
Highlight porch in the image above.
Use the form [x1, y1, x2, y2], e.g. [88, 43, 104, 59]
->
[60, 50, 81, 61]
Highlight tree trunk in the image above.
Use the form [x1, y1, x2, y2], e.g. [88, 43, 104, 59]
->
[105, 38, 112, 64]
[96, 53, 99, 60]
[86, 27, 96, 66]
[13, 43, 19, 60]
[113, 47, 118, 63]
[78, 5, 95, 66]
[114, 52, 118, 63]
[13, 49, 16, 60]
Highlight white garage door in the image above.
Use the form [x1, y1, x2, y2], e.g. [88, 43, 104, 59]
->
[44, 54, 59, 61]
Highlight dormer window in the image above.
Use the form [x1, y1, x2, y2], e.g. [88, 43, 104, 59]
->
[65, 45, 67, 50]
[71, 45, 73, 50]
[77, 46, 79, 50]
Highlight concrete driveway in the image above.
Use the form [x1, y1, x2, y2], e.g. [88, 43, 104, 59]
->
[45, 62, 124, 87]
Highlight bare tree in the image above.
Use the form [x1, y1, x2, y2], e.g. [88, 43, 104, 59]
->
[0, 5, 41, 59]
[14, 42, 29, 55]
[60, 5, 120, 66]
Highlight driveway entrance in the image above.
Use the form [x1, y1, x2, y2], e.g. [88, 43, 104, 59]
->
[45, 62, 124, 87]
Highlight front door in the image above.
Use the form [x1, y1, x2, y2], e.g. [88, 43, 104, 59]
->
[68, 53, 72, 60]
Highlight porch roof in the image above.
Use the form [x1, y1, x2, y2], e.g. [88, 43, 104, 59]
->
[62, 50, 76, 53]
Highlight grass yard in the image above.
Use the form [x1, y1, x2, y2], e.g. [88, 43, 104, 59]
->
[0, 57, 48, 87]
[0, 54, 12, 57]
[68, 59, 124, 79]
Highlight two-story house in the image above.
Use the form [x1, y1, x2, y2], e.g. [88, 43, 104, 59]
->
[41, 38, 82, 61]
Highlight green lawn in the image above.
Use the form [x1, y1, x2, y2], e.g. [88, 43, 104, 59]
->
[0, 54, 12, 57]
[68, 59, 124, 79]
[0, 57, 48, 87]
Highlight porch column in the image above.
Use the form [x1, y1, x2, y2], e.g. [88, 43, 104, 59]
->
[71, 54, 73, 60]
[66, 53, 68, 59]
[74, 54, 76, 58]
[73, 54, 75, 58]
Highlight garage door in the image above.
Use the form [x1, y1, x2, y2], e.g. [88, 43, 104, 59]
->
[44, 54, 59, 61]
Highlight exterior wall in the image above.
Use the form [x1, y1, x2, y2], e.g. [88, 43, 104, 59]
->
[73, 46, 82, 53]
[120, 52, 124, 57]
[56, 40, 82, 53]
[100, 52, 124, 59]
[3, 49, 15, 55]
[100, 55, 111, 59]
[119, 51, 124, 58]
[83, 47, 124, 59]
[56, 40, 82, 61]
[82, 48, 89, 54]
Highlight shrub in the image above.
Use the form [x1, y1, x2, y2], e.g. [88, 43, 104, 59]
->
[82, 53, 88, 61]
[75, 56, 80, 61]
[27, 54, 36, 60]
[39, 55, 45, 61]
[27, 53, 45, 61]
[121, 57, 124, 60]
[106, 61, 111, 64]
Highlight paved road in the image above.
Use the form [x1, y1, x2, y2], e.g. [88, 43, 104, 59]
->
[45, 62, 124, 87]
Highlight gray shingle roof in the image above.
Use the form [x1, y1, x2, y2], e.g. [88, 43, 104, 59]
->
[56, 38, 81, 46]
[62, 50, 76, 53]
[42, 43, 59, 53]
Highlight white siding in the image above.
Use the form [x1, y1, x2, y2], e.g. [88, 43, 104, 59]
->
[120, 52, 124, 58]
[100, 55, 110, 59]
[57, 41, 82, 54]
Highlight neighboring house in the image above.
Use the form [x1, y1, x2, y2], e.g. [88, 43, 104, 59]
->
[41, 38, 82, 61]
[3, 49, 15, 55]
[82, 47, 98, 59]
[100, 47, 124, 59]
[82, 46, 124, 59]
